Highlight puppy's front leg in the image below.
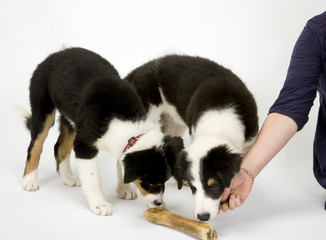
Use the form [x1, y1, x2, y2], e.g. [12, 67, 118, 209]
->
[116, 160, 137, 200]
[76, 157, 112, 216]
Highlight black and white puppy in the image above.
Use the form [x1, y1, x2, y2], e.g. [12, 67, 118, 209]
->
[21, 48, 183, 216]
[125, 55, 258, 221]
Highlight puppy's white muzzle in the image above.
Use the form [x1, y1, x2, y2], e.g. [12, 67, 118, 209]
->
[143, 193, 164, 208]
[194, 192, 219, 221]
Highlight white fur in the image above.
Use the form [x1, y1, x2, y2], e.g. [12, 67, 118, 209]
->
[124, 128, 165, 155]
[143, 193, 164, 208]
[95, 117, 156, 158]
[147, 104, 163, 123]
[23, 170, 39, 191]
[192, 108, 245, 152]
[58, 158, 81, 187]
[194, 191, 219, 220]
[14, 105, 31, 119]
[76, 157, 112, 216]
[187, 144, 220, 219]
[185, 138, 221, 219]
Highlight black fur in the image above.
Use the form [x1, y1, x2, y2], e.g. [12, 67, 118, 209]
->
[54, 116, 75, 171]
[28, 47, 146, 160]
[125, 55, 258, 139]
[123, 136, 183, 195]
[201, 145, 242, 199]
[123, 59, 162, 112]
[174, 151, 191, 190]
[123, 147, 168, 184]
[123, 136, 184, 186]
[162, 135, 185, 175]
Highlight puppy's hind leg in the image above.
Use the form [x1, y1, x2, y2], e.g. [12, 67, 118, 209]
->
[54, 116, 80, 187]
[116, 160, 137, 200]
[23, 109, 56, 191]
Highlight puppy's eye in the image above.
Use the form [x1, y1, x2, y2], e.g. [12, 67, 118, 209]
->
[207, 178, 219, 189]
[144, 182, 162, 188]
[210, 182, 219, 189]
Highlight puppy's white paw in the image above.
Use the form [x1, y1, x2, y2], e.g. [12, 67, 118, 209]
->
[116, 185, 137, 200]
[89, 201, 112, 216]
[23, 171, 39, 191]
[62, 176, 81, 187]
[58, 159, 81, 187]
[23, 181, 40, 191]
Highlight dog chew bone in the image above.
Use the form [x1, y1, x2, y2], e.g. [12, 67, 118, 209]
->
[143, 207, 217, 240]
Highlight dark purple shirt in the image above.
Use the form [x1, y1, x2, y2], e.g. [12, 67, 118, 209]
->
[269, 12, 326, 189]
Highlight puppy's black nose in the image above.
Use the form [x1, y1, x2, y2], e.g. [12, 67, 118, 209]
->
[154, 200, 162, 206]
[197, 213, 210, 221]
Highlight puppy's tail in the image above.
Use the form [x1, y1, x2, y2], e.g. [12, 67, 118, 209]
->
[14, 105, 31, 131]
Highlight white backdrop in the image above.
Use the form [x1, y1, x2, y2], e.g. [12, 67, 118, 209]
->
[0, 1, 325, 240]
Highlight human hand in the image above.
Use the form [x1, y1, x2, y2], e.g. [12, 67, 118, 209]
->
[218, 168, 254, 213]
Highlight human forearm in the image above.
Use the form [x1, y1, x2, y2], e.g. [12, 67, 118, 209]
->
[242, 112, 298, 178]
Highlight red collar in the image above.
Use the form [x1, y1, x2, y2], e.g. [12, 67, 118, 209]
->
[122, 134, 144, 153]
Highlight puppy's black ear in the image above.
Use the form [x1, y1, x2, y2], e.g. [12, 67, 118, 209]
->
[123, 151, 150, 183]
[162, 136, 184, 174]
[123, 148, 168, 184]
[217, 170, 234, 188]
[217, 153, 242, 188]
[210, 146, 242, 188]
[174, 151, 189, 190]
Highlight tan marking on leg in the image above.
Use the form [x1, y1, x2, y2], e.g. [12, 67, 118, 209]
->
[133, 179, 149, 197]
[24, 110, 56, 176]
[55, 122, 80, 186]
[56, 124, 76, 165]
[56, 125, 80, 186]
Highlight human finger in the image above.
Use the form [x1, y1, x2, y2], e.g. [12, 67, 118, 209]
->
[220, 202, 229, 212]
[235, 195, 242, 207]
[228, 194, 237, 210]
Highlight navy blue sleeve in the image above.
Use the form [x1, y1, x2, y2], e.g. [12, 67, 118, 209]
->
[269, 18, 322, 131]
